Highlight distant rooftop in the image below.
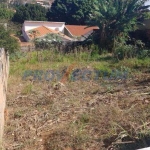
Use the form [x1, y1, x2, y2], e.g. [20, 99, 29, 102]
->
[27, 25, 72, 41]
[65, 25, 99, 37]
[24, 21, 65, 24]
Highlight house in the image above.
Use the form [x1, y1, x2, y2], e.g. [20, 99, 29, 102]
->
[36, 0, 51, 8]
[9, 0, 52, 8]
[64, 25, 99, 41]
[9, 0, 29, 5]
[22, 21, 99, 43]
[22, 21, 73, 42]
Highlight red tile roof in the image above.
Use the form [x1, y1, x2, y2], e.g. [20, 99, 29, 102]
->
[27, 26, 58, 39]
[27, 26, 72, 41]
[65, 25, 99, 37]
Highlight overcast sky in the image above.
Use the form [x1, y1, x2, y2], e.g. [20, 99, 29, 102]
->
[145, 0, 150, 5]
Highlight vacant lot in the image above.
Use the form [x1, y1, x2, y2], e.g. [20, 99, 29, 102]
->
[4, 51, 150, 150]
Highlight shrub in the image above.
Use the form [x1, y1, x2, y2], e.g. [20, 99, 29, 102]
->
[137, 49, 150, 59]
[0, 25, 20, 54]
[114, 36, 146, 60]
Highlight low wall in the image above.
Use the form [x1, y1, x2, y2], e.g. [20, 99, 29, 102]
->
[0, 48, 9, 147]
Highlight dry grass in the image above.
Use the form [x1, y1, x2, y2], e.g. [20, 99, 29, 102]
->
[4, 51, 150, 150]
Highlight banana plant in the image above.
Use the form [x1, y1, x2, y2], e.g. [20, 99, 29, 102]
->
[87, 0, 150, 52]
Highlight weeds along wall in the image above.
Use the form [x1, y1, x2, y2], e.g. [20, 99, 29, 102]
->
[0, 48, 9, 147]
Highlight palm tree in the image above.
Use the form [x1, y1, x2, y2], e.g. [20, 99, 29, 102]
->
[88, 0, 150, 52]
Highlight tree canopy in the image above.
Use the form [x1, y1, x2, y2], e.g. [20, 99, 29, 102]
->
[47, 0, 93, 25]
[87, 0, 150, 50]
[0, 25, 19, 53]
[12, 4, 48, 23]
[0, 4, 14, 20]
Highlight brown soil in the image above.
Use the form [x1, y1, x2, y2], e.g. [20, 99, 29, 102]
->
[4, 72, 150, 150]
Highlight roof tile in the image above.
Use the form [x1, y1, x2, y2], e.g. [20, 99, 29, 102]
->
[65, 25, 99, 37]
[27, 26, 58, 39]
[27, 26, 72, 41]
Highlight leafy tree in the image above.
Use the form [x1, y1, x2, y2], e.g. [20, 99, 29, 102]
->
[0, 25, 20, 53]
[0, 4, 14, 19]
[143, 11, 150, 19]
[87, 0, 150, 51]
[12, 4, 48, 23]
[47, 0, 94, 25]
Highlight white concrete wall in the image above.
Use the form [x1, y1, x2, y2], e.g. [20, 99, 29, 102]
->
[22, 29, 30, 42]
[23, 21, 65, 32]
[0, 48, 9, 148]
[64, 27, 74, 38]
[137, 147, 150, 150]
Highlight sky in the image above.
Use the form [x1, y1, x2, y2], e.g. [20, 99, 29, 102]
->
[145, 0, 150, 5]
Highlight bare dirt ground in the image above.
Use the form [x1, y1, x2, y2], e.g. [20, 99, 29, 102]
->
[4, 70, 150, 150]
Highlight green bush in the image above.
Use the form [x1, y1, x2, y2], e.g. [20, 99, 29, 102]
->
[114, 37, 146, 60]
[114, 44, 136, 60]
[0, 25, 20, 54]
[137, 49, 150, 59]
[0, 4, 14, 20]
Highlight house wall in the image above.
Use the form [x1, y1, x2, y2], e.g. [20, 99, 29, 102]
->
[23, 21, 65, 32]
[22, 29, 30, 42]
[64, 27, 73, 38]
[0, 48, 9, 148]
[138, 147, 150, 150]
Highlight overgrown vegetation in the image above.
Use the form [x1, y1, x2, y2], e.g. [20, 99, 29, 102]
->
[0, 4, 14, 20]
[5, 50, 150, 150]
[87, 0, 150, 51]
[1, 0, 150, 149]
[0, 25, 19, 53]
